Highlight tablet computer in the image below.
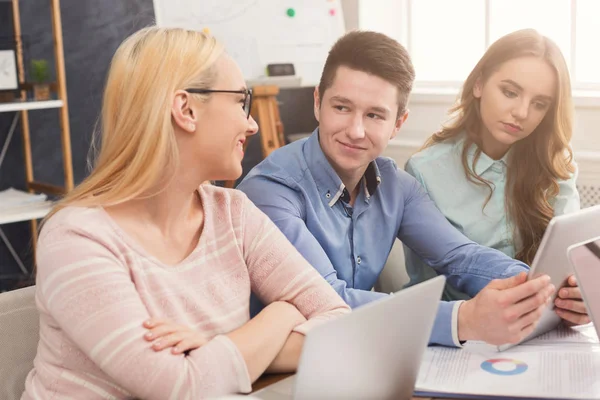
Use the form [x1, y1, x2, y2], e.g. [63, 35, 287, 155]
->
[497, 204, 600, 351]
[567, 237, 600, 337]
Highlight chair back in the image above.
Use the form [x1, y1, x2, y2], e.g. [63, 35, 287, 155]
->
[0, 285, 39, 400]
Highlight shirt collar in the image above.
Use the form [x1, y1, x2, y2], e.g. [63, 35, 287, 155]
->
[465, 140, 510, 176]
[363, 161, 382, 198]
[304, 128, 382, 207]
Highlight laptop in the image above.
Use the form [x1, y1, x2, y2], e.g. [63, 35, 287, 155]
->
[567, 237, 600, 336]
[253, 275, 445, 400]
[498, 204, 600, 351]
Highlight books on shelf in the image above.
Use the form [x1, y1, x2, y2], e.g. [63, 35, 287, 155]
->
[0, 187, 52, 224]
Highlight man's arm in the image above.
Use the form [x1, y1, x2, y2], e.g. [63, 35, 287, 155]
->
[238, 175, 388, 308]
[399, 163, 529, 294]
[397, 164, 556, 346]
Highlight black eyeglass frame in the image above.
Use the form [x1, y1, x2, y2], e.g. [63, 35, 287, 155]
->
[185, 88, 253, 119]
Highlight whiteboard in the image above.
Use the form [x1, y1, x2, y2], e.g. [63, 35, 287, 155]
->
[153, 0, 346, 86]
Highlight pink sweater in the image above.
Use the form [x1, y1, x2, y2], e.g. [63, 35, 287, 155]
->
[22, 185, 350, 399]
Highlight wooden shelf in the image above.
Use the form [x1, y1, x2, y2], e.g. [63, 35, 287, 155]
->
[0, 100, 64, 113]
[0, 0, 71, 275]
[0, 201, 52, 225]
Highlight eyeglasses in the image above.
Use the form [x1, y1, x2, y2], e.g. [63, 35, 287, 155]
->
[185, 88, 253, 119]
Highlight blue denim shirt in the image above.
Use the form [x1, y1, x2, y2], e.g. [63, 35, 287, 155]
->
[238, 129, 528, 347]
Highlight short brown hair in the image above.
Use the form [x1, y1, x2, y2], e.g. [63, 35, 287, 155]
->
[318, 30, 415, 115]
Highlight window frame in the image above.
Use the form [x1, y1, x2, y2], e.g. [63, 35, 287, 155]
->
[388, 0, 600, 93]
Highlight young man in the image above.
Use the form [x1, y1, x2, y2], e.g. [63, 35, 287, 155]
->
[237, 31, 586, 347]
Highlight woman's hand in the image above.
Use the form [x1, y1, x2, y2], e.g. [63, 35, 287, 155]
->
[554, 275, 591, 326]
[143, 318, 208, 354]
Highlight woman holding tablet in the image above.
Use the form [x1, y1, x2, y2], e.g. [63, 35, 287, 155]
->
[404, 29, 589, 326]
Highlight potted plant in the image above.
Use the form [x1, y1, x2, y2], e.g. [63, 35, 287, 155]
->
[30, 59, 51, 100]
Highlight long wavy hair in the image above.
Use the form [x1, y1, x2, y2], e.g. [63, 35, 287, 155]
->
[423, 29, 575, 264]
[44, 26, 224, 223]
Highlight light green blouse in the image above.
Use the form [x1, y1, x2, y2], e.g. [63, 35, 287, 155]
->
[404, 134, 580, 300]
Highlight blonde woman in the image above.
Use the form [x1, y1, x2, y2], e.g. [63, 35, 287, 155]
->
[22, 27, 349, 400]
[404, 29, 589, 326]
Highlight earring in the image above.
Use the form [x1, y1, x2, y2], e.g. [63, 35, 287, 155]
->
[189, 123, 195, 131]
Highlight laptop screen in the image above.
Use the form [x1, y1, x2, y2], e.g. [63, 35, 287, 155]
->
[568, 239, 600, 332]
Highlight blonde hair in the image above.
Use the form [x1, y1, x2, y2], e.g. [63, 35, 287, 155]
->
[423, 29, 575, 265]
[45, 26, 224, 221]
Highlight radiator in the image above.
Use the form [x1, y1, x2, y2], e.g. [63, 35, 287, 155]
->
[577, 184, 600, 208]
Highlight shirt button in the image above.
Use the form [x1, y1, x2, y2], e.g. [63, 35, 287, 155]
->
[325, 193, 331, 198]
[357, 256, 361, 264]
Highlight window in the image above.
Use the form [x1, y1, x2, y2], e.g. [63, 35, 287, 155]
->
[359, 0, 600, 89]
[576, 0, 600, 83]
[409, 0, 485, 82]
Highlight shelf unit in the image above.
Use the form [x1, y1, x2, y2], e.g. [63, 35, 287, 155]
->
[0, 99, 63, 113]
[0, 0, 73, 280]
[0, 202, 53, 226]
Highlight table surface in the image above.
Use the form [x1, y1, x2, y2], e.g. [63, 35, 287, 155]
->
[251, 373, 457, 400]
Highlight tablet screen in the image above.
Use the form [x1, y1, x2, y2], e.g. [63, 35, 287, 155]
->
[568, 239, 600, 330]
